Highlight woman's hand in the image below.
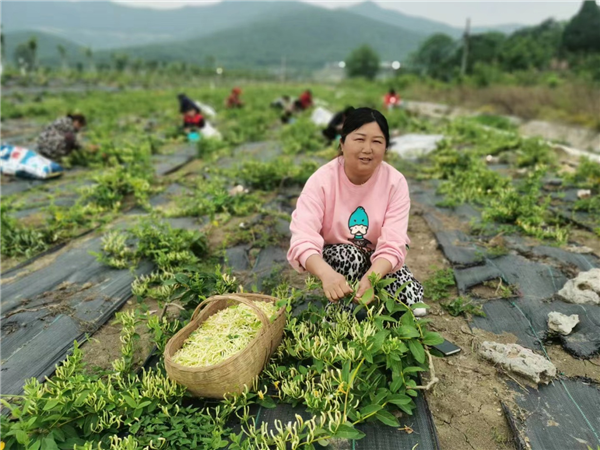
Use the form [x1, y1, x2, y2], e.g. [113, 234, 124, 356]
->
[321, 270, 353, 303]
[355, 275, 374, 304]
[355, 258, 393, 304]
[304, 254, 353, 303]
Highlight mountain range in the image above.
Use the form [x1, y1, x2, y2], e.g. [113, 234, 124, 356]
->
[2, 1, 526, 70]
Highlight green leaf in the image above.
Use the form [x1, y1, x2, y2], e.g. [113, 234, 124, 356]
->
[377, 315, 397, 323]
[408, 340, 425, 364]
[123, 395, 138, 409]
[360, 288, 374, 305]
[333, 424, 366, 440]
[403, 366, 426, 374]
[371, 330, 389, 351]
[385, 299, 397, 313]
[41, 436, 60, 450]
[398, 325, 420, 338]
[30, 441, 42, 450]
[390, 377, 404, 393]
[317, 439, 330, 447]
[397, 401, 415, 415]
[43, 399, 60, 411]
[16, 429, 29, 444]
[175, 273, 189, 284]
[410, 302, 430, 310]
[387, 394, 412, 406]
[378, 278, 396, 288]
[359, 404, 383, 417]
[258, 396, 276, 409]
[375, 410, 400, 427]
[422, 332, 444, 346]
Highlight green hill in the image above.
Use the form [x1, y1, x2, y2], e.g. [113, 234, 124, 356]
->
[346, 1, 525, 37]
[1, 1, 317, 50]
[4, 31, 86, 67]
[101, 8, 427, 70]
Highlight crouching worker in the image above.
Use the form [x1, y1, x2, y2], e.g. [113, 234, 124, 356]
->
[37, 114, 86, 161]
[383, 89, 401, 111]
[271, 95, 292, 110]
[294, 89, 313, 112]
[287, 107, 426, 316]
[226, 87, 244, 109]
[177, 94, 205, 133]
[322, 106, 354, 144]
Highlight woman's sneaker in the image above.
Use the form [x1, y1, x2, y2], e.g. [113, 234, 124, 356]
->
[413, 306, 428, 317]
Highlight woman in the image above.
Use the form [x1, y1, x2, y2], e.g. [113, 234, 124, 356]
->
[37, 114, 86, 161]
[322, 106, 354, 143]
[383, 89, 401, 110]
[177, 94, 205, 132]
[287, 107, 426, 316]
[225, 87, 244, 109]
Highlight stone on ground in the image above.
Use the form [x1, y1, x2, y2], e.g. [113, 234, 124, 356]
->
[558, 269, 600, 305]
[547, 312, 580, 336]
[479, 341, 556, 384]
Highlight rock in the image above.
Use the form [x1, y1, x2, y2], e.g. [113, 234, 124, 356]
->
[274, 218, 291, 237]
[558, 269, 600, 305]
[479, 341, 556, 384]
[548, 312, 579, 335]
[564, 245, 594, 254]
[485, 155, 501, 164]
[577, 189, 591, 199]
[228, 184, 248, 196]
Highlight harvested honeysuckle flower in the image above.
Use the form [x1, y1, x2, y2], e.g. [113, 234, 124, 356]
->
[172, 301, 279, 367]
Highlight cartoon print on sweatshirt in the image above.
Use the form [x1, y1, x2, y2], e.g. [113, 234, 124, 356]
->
[348, 206, 372, 248]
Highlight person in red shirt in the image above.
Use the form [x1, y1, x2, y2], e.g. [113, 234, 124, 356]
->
[383, 89, 401, 110]
[294, 89, 313, 111]
[177, 94, 205, 133]
[183, 109, 205, 132]
[226, 87, 244, 109]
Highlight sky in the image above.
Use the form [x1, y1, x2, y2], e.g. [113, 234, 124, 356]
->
[111, 0, 587, 27]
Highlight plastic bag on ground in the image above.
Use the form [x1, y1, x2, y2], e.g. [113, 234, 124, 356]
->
[195, 101, 217, 118]
[388, 134, 444, 158]
[310, 107, 334, 126]
[0, 144, 64, 179]
[202, 121, 222, 140]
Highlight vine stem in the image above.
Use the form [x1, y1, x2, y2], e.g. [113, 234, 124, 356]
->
[412, 349, 438, 391]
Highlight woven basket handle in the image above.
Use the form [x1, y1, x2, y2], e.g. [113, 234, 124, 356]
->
[191, 294, 271, 328]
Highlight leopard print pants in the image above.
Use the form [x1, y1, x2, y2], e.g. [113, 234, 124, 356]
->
[322, 243, 424, 306]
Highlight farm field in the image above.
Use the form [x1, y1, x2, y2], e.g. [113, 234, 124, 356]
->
[1, 83, 600, 450]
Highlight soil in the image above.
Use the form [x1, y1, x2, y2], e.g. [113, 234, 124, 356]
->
[81, 297, 163, 374]
[407, 210, 519, 450]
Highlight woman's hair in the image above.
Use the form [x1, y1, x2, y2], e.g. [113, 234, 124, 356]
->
[177, 94, 200, 114]
[389, 88, 396, 95]
[343, 106, 354, 116]
[67, 113, 86, 126]
[339, 107, 389, 149]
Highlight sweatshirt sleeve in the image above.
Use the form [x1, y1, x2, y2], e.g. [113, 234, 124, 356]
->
[287, 175, 325, 273]
[371, 176, 411, 272]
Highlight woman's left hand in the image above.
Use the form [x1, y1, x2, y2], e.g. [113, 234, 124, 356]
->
[355, 275, 374, 304]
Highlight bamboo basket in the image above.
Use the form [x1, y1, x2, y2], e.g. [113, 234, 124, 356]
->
[164, 293, 286, 398]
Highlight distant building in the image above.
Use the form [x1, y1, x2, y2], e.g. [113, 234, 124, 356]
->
[314, 60, 403, 82]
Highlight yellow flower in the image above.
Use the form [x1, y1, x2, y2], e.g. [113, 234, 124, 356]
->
[258, 390, 264, 400]
[1, 441, 6, 450]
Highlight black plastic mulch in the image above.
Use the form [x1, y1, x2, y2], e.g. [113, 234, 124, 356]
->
[503, 379, 600, 450]
[0, 236, 154, 396]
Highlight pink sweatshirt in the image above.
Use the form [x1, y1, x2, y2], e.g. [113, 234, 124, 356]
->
[288, 157, 411, 273]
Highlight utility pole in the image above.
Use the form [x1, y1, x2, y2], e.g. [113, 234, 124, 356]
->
[460, 17, 470, 77]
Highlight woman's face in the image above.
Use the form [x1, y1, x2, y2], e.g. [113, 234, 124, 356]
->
[340, 121, 386, 180]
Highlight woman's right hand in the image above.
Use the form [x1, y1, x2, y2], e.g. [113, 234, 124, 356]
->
[321, 270, 353, 303]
